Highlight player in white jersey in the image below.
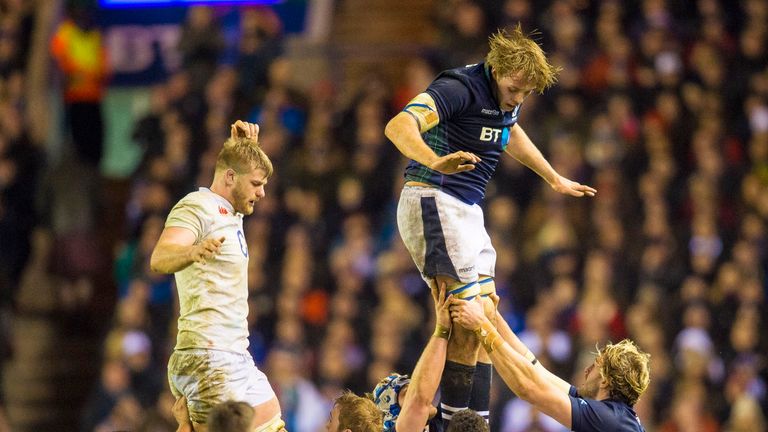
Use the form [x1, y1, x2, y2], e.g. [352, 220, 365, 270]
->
[151, 121, 285, 432]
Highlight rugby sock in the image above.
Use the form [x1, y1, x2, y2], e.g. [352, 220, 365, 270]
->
[440, 361, 475, 427]
[468, 362, 492, 423]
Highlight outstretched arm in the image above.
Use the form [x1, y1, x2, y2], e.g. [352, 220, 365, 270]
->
[505, 123, 596, 197]
[396, 284, 453, 432]
[488, 296, 570, 394]
[451, 298, 573, 429]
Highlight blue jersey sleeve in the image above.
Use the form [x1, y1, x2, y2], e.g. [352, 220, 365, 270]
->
[425, 77, 472, 123]
[569, 386, 621, 432]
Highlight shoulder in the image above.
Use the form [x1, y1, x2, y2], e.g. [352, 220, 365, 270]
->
[426, 65, 487, 116]
[432, 64, 485, 88]
[569, 394, 625, 431]
[180, 190, 214, 206]
[172, 191, 216, 216]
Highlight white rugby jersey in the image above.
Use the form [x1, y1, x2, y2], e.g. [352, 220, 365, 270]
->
[165, 187, 251, 353]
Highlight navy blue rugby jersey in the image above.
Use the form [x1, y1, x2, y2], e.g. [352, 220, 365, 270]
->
[404, 62, 520, 205]
[569, 386, 646, 432]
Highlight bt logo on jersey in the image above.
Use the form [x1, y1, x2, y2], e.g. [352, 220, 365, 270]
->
[480, 127, 502, 142]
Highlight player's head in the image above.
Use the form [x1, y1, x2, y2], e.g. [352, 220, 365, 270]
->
[207, 400, 255, 432]
[215, 137, 273, 215]
[326, 390, 383, 432]
[485, 24, 560, 111]
[371, 373, 411, 431]
[580, 339, 651, 406]
[445, 409, 489, 432]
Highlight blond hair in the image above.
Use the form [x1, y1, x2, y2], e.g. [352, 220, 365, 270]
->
[597, 339, 651, 406]
[485, 24, 561, 93]
[215, 137, 273, 177]
[335, 391, 383, 432]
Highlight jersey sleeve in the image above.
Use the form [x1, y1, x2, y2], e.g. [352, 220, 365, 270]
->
[425, 76, 472, 123]
[569, 386, 620, 432]
[165, 195, 210, 243]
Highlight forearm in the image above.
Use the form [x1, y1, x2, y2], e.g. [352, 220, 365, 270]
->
[150, 243, 194, 274]
[406, 333, 448, 406]
[505, 124, 558, 184]
[482, 332, 543, 401]
[385, 113, 439, 167]
[483, 329, 572, 428]
[397, 330, 449, 431]
[176, 424, 193, 432]
[492, 316, 571, 394]
[494, 311, 530, 356]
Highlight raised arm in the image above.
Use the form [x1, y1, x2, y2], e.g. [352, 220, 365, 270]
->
[487, 295, 570, 394]
[451, 298, 573, 429]
[150, 227, 223, 274]
[505, 123, 596, 197]
[396, 284, 453, 432]
[231, 120, 259, 140]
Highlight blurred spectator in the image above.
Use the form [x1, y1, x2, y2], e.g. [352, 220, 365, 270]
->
[177, 6, 224, 92]
[50, 3, 109, 167]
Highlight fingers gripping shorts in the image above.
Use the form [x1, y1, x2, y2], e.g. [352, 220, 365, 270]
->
[168, 349, 277, 424]
[397, 186, 496, 289]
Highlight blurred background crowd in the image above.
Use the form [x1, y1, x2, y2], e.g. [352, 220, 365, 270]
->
[0, 0, 767, 431]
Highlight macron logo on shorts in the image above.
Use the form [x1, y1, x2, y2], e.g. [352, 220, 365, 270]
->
[218, 206, 228, 215]
[458, 265, 475, 273]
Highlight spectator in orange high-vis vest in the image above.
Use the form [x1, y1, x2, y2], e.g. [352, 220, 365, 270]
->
[50, 5, 109, 166]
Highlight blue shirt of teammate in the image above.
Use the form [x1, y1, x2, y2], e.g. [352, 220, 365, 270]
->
[404, 62, 520, 205]
[569, 386, 646, 432]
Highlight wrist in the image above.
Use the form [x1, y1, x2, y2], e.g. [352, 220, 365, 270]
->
[547, 172, 561, 187]
[433, 323, 451, 340]
[425, 155, 439, 169]
[474, 320, 502, 353]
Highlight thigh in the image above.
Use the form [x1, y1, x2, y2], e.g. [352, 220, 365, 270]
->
[168, 349, 228, 424]
[238, 355, 278, 409]
[168, 349, 273, 425]
[398, 187, 488, 284]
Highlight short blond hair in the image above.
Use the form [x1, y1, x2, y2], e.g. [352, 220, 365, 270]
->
[485, 24, 561, 93]
[335, 391, 383, 432]
[215, 137, 273, 177]
[597, 339, 651, 406]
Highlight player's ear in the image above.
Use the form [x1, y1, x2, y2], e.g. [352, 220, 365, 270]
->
[600, 377, 611, 391]
[226, 168, 236, 185]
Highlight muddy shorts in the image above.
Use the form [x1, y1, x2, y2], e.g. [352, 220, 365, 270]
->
[397, 185, 496, 286]
[168, 348, 276, 424]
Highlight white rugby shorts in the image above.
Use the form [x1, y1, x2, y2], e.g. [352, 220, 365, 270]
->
[168, 348, 276, 424]
[397, 185, 496, 286]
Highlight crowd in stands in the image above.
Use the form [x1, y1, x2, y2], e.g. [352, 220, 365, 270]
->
[1, 0, 767, 431]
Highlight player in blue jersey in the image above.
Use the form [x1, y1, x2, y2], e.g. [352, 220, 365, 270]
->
[385, 24, 596, 427]
[450, 296, 650, 432]
[369, 284, 491, 432]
